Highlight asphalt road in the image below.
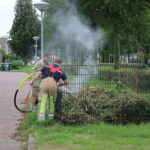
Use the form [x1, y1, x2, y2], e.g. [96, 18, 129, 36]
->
[0, 72, 27, 150]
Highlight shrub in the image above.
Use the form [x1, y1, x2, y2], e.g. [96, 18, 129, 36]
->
[99, 63, 146, 69]
[136, 71, 150, 90]
[61, 87, 150, 125]
[11, 60, 23, 69]
[98, 69, 150, 90]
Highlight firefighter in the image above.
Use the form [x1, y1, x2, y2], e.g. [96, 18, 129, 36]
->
[30, 59, 68, 121]
[32, 53, 51, 111]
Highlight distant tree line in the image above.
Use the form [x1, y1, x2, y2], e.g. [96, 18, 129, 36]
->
[9, 0, 149, 67]
[78, 0, 150, 67]
[44, 0, 150, 67]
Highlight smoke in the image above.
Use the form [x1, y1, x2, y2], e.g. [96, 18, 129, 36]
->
[45, 0, 105, 93]
[46, 1, 105, 63]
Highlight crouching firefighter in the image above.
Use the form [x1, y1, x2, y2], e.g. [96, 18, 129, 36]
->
[30, 59, 68, 121]
[32, 53, 50, 111]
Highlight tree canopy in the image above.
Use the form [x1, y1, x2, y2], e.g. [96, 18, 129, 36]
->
[43, 0, 149, 65]
[78, 0, 150, 65]
[9, 0, 40, 64]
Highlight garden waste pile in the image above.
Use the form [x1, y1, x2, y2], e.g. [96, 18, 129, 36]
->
[61, 87, 150, 125]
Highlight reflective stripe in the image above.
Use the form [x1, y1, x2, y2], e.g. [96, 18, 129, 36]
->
[37, 118, 45, 121]
[38, 114, 46, 121]
[32, 107, 37, 113]
[48, 114, 54, 118]
[49, 65, 63, 74]
[39, 94, 48, 114]
[45, 65, 64, 74]
[38, 114, 45, 118]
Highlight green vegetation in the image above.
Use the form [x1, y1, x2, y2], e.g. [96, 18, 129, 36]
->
[15, 65, 33, 73]
[0, 50, 19, 63]
[9, 0, 40, 65]
[44, 0, 150, 66]
[87, 79, 133, 93]
[17, 64, 150, 149]
[18, 113, 150, 150]
[97, 67, 150, 91]
[11, 60, 23, 69]
[78, 0, 150, 65]
[89, 79, 150, 100]
[8, 0, 149, 66]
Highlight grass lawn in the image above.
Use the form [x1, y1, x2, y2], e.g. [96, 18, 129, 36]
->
[18, 113, 150, 150]
[87, 79, 150, 101]
[15, 65, 33, 73]
[17, 64, 150, 149]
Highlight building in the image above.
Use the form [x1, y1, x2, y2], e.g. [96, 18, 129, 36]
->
[0, 36, 11, 54]
[0, 36, 12, 62]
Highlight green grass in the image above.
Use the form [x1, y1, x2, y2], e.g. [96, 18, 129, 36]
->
[87, 79, 150, 101]
[17, 74, 150, 150]
[144, 66, 150, 70]
[14, 64, 149, 74]
[18, 113, 150, 150]
[87, 79, 122, 92]
[15, 65, 34, 73]
[17, 64, 150, 149]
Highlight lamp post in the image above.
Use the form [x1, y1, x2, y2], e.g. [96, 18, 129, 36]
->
[33, 36, 40, 61]
[34, 2, 49, 58]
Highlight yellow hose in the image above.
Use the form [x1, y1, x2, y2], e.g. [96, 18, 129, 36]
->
[17, 73, 33, 90]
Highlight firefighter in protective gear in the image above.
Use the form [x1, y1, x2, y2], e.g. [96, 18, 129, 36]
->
[32, 53, 50, 111]
[30, 59, 68, 121]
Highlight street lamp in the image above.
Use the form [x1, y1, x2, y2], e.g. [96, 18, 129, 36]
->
[34, 2, 49, 58]
[33, 36, 40, 61]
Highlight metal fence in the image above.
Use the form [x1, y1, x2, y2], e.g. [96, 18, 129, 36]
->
[57, 64, 150, 124]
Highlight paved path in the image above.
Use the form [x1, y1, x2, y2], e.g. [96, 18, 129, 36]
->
[0, 72, 27, 150]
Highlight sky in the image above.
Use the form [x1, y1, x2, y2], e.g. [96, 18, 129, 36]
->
[0, 0, 40, 37]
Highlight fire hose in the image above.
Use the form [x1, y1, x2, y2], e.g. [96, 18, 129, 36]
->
[14, 73, 33, 113]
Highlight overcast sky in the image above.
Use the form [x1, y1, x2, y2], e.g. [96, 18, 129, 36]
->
[0, 0, 40, 37]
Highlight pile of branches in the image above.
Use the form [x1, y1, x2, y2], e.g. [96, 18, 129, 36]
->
[61, 87, 150, 125]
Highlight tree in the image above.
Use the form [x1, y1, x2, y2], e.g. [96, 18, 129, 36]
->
[78, 0, 150, 67]
[42, 0, 149, 65]
[9, 0, 40, 64]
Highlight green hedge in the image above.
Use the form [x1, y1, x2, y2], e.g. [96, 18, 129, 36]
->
[62, 64, 150, 90]
[11, 60, 23, 69]
[137, 71, 150, 90]
[98, 69, 150, 90]
[99, 63, 146, 69]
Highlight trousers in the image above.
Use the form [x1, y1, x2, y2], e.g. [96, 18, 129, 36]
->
[32, 79, 41, 107]
[38, 77, 57, 121]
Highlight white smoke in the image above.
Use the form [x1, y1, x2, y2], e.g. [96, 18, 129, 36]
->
[46, 1, 105, 93]
[54, 7, 104, 53]
[66, 66, 97, 94]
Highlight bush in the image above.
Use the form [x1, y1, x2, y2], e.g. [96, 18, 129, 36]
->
[61, 87, 150, 125]
[11, 60, 23, 69]
[99, 63, 146, 69]
[136, 71, 150, 90]
[98, 69, 150, 90]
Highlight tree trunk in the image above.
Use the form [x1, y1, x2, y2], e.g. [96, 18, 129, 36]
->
[23, 58, 28, 66]
[135, 36, 141, 52]
[144, 49, 149, 64]
[114, 32, 120, 69]
[2, 57, 6, 63]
